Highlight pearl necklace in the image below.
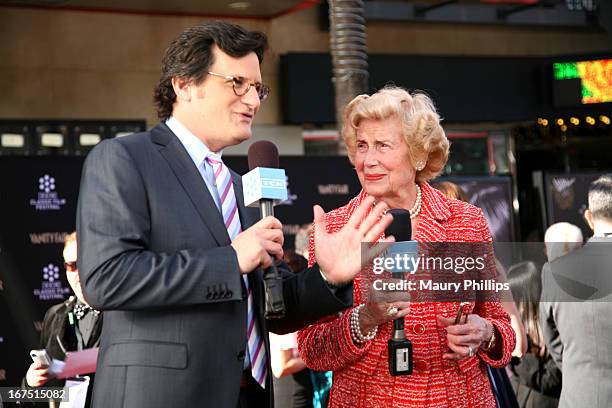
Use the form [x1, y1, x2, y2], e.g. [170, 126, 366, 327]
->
[372, 183, 422, 219]
[408, 183, 422, 219]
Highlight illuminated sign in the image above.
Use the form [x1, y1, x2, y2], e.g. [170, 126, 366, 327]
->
[553, 59, 612, 105]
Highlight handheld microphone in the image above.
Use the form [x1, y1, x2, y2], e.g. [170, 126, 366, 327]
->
[385, 209, 414, 376]
[243, 141, 288, 319]
[244, 141, 288, 215]
[384, 209, 418, 274]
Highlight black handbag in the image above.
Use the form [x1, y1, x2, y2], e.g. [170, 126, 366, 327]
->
[487, 365, 520, 408]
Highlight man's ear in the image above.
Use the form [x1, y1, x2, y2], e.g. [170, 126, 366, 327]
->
[171, 77, 193, 102]
[584, 209, 595, 232]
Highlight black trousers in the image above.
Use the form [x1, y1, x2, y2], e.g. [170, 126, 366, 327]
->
[238, 372, 268, 408]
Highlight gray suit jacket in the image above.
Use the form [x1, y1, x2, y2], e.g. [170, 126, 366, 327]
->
[539, 238, 612, 408]
[76, 123, 352, 408]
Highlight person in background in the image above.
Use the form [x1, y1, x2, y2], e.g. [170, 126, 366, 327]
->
[433, 181, 524, 408]
[543, 222, 583, 262]
[23, 232, 102, 407]
[432, 181, 528, 358]
[539, 174, 612, 408]
[430, 181, 468, 202]
[270, 249, 314, 408]
[507, 261, 561, 408]
[293, 224, 333, 408]
[293, 224, 312, 260]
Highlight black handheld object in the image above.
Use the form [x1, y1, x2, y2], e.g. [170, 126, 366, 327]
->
[247, 141, 285, 319]
[454, 301, 470, 324]
[388, 338, 413, 376]
[384, 209, 412, 243]
[386, 209, 413, 376]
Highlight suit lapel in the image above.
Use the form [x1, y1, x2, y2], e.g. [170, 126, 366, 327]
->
[48, 298, 73, 359]
[152, 124, 230, 246]
[232, 170, 249, 229]
[231, 169, 266, 314]
[231, 169, 269, 363]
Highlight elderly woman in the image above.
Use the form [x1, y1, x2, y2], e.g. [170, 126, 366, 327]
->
[298, 87, 515, 407]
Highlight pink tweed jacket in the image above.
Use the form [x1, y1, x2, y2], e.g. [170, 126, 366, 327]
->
[298, 183, 515, 408]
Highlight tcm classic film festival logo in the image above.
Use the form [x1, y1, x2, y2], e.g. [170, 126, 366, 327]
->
[33, 263, 70, 301]
[30, 174, 66, 211]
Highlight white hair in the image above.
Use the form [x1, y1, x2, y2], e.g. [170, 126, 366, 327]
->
[544, 222, 584, 261]
[589, 174, 612, 221]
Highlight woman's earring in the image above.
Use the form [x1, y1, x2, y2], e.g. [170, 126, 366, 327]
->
[416, 161, 426, 171]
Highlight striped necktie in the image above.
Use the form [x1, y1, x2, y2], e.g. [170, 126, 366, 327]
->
[205, 154, 267, 388]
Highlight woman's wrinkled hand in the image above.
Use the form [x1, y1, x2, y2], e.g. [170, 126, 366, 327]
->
[313, 196, 395, 286]
[437, 314, 494, 360]
[358, 282, 411, 335]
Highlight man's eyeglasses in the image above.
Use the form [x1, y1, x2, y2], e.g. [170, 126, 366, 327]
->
[207, 72, 270, 101]
[64, 261, 77, 272]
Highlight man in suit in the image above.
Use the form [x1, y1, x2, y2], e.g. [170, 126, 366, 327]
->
[539, 174, 612, 408]
[76, 21, 393, 408]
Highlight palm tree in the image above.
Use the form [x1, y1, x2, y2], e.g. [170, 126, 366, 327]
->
[328, 0, 369, 154]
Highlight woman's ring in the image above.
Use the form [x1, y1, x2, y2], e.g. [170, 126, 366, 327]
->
[387, 305, 399, 316]
[467, 346, 474, 357]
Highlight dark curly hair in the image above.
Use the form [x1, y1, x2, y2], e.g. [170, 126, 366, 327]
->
[153, 21, 268, 121]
